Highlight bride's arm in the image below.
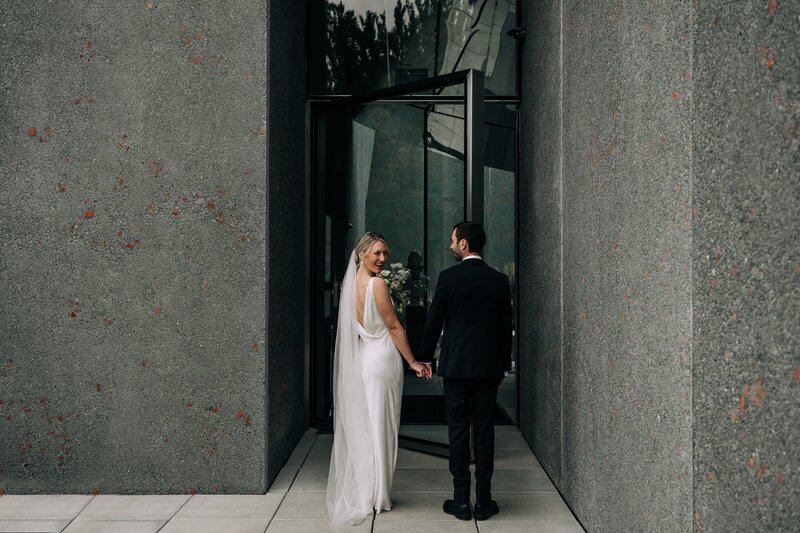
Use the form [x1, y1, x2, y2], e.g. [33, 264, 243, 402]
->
[372, 277, 427, 377]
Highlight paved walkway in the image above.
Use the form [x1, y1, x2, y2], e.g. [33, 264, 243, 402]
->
[0, 427, 584, 532]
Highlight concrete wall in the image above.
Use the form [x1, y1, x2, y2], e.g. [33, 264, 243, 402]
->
[520, 0, 798, 531]
[692, 1, 799, 530]
[521, 1, 694, 530]
[0, 0, 307, 494]
[519, 0, 564, 488]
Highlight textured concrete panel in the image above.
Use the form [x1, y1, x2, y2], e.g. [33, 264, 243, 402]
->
[265, 0, 308, 487]
[0, 1, 267, 493]
[521, 0, 695, 530]
[519, 0, 564, 487]
[561, 1, 694, 530]
[692, 1, 800, 530]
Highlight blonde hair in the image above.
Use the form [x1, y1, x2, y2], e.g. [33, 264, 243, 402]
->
[354, 232, 389, 266]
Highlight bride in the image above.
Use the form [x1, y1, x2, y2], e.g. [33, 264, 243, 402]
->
[326, 232, 431, 526]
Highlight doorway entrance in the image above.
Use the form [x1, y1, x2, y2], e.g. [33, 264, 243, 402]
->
[309, 70, 517, 454]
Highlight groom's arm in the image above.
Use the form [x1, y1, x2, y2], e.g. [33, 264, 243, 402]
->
[417, 273, 448, 363]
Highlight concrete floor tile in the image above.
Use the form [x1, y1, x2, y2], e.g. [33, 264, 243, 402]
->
[392, 468, 453, 492]
[273, 492, 328, 520]
[284, 430, 318, 468]
[266, 518, 371, 533]
[372, 519, 478, 533]
[159, 517, 270, 533]
[494, 432, 529, 449]
[173, 494, 283, 519]
[0, 495, 92, 519]
[378, 492, 464, 521]
[482, 493, 576, 522]
[267, 467, 299, 494]
[0, 519, 70, 532]
[314, 433, 333, 445]
[477, 520, 585, 533]
[399, 427, 449, 445]
[494, 447, 543, 468]
[79, 495, 189, 519]
[289, 467, 328, 492]
[303, 442, 333, 466]
[62, 518, 166, 533]
[491, 468, 557, 493]
[396, 448, 449, 469]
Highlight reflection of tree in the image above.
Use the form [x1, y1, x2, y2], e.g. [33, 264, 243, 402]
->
[324, 0, 449, 94]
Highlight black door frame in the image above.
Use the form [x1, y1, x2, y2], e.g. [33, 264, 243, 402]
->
[308, 69, 519, 457]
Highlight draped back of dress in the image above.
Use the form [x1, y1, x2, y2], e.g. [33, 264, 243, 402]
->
[357, 277, 403, 515]
[327, 268, 404, 525]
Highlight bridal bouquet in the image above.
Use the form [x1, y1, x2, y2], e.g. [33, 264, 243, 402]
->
[378, 262, 411, 309]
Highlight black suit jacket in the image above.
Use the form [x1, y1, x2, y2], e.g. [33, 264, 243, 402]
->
[418, 258, 513, 378]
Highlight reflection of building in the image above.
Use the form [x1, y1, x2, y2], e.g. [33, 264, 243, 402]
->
[2, 1, 797, 531]
[429, 0, 516, 154]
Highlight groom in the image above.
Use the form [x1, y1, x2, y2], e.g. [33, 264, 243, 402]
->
[418, 221, 513, 521]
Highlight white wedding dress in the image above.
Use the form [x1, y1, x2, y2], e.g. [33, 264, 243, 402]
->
[327, 253, 403, 526]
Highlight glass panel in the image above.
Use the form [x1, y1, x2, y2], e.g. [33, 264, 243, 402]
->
[310, 0, 518, 96]
[483, 102, 516, 423]
[425, 102, 465, 295]
[356, 104, 425, 272]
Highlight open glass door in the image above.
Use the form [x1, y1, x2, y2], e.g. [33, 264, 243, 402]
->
[310, 69, 512, 455]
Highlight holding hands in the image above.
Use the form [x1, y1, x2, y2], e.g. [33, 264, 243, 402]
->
[410, 361, 433, 380]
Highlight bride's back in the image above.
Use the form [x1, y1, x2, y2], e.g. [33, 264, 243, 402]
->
[355, 273, 371, 328]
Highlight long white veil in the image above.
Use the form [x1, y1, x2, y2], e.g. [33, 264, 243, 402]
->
[326, 251, 375, 526]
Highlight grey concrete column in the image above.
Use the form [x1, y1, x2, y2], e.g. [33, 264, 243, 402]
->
[692, 1, 799, 530]
[1, 0, 270, 493]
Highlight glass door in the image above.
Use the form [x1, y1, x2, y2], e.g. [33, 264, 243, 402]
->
[310, 70, 512, 454]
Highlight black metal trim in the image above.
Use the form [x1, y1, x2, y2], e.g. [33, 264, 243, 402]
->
[314, 70, 473, 111]
[423, 106, 430, 279]
[398, 434, 449, 458]
[308, 96, 521, 103]
[514, 103, 521, 428]
[466, 69, 484, 225]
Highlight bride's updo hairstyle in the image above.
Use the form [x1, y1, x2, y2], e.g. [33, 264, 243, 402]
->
[354, 232, 389, 266]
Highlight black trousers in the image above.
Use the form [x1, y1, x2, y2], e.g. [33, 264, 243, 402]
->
[443, 377, 501, 506]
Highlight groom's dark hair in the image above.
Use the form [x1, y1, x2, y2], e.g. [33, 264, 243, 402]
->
[453, 221, 486, 254]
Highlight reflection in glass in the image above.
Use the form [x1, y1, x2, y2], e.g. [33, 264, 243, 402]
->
[484, 103, 516, 423]
[353, 104, 427, 271]
[310, 0, 518, 96]
[425, 104, 464, 293]
[348, 102, 466, 294]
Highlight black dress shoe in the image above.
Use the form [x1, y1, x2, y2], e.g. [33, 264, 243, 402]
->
[443, 499, 472, 520]
[473, 500, 499, 521]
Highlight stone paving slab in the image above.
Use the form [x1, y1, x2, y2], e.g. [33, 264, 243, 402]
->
[78, 495, 189, 520]
[0, 495, 92, 520]
[172, 494, 282, 519]
[159, 517, 272, 533]
[266, 518, 372, 532]
[272, 492, 328, 521]
[373, 519, 478, 533]
[62, 519, 166, 533]
[0, 519, 71, 532]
